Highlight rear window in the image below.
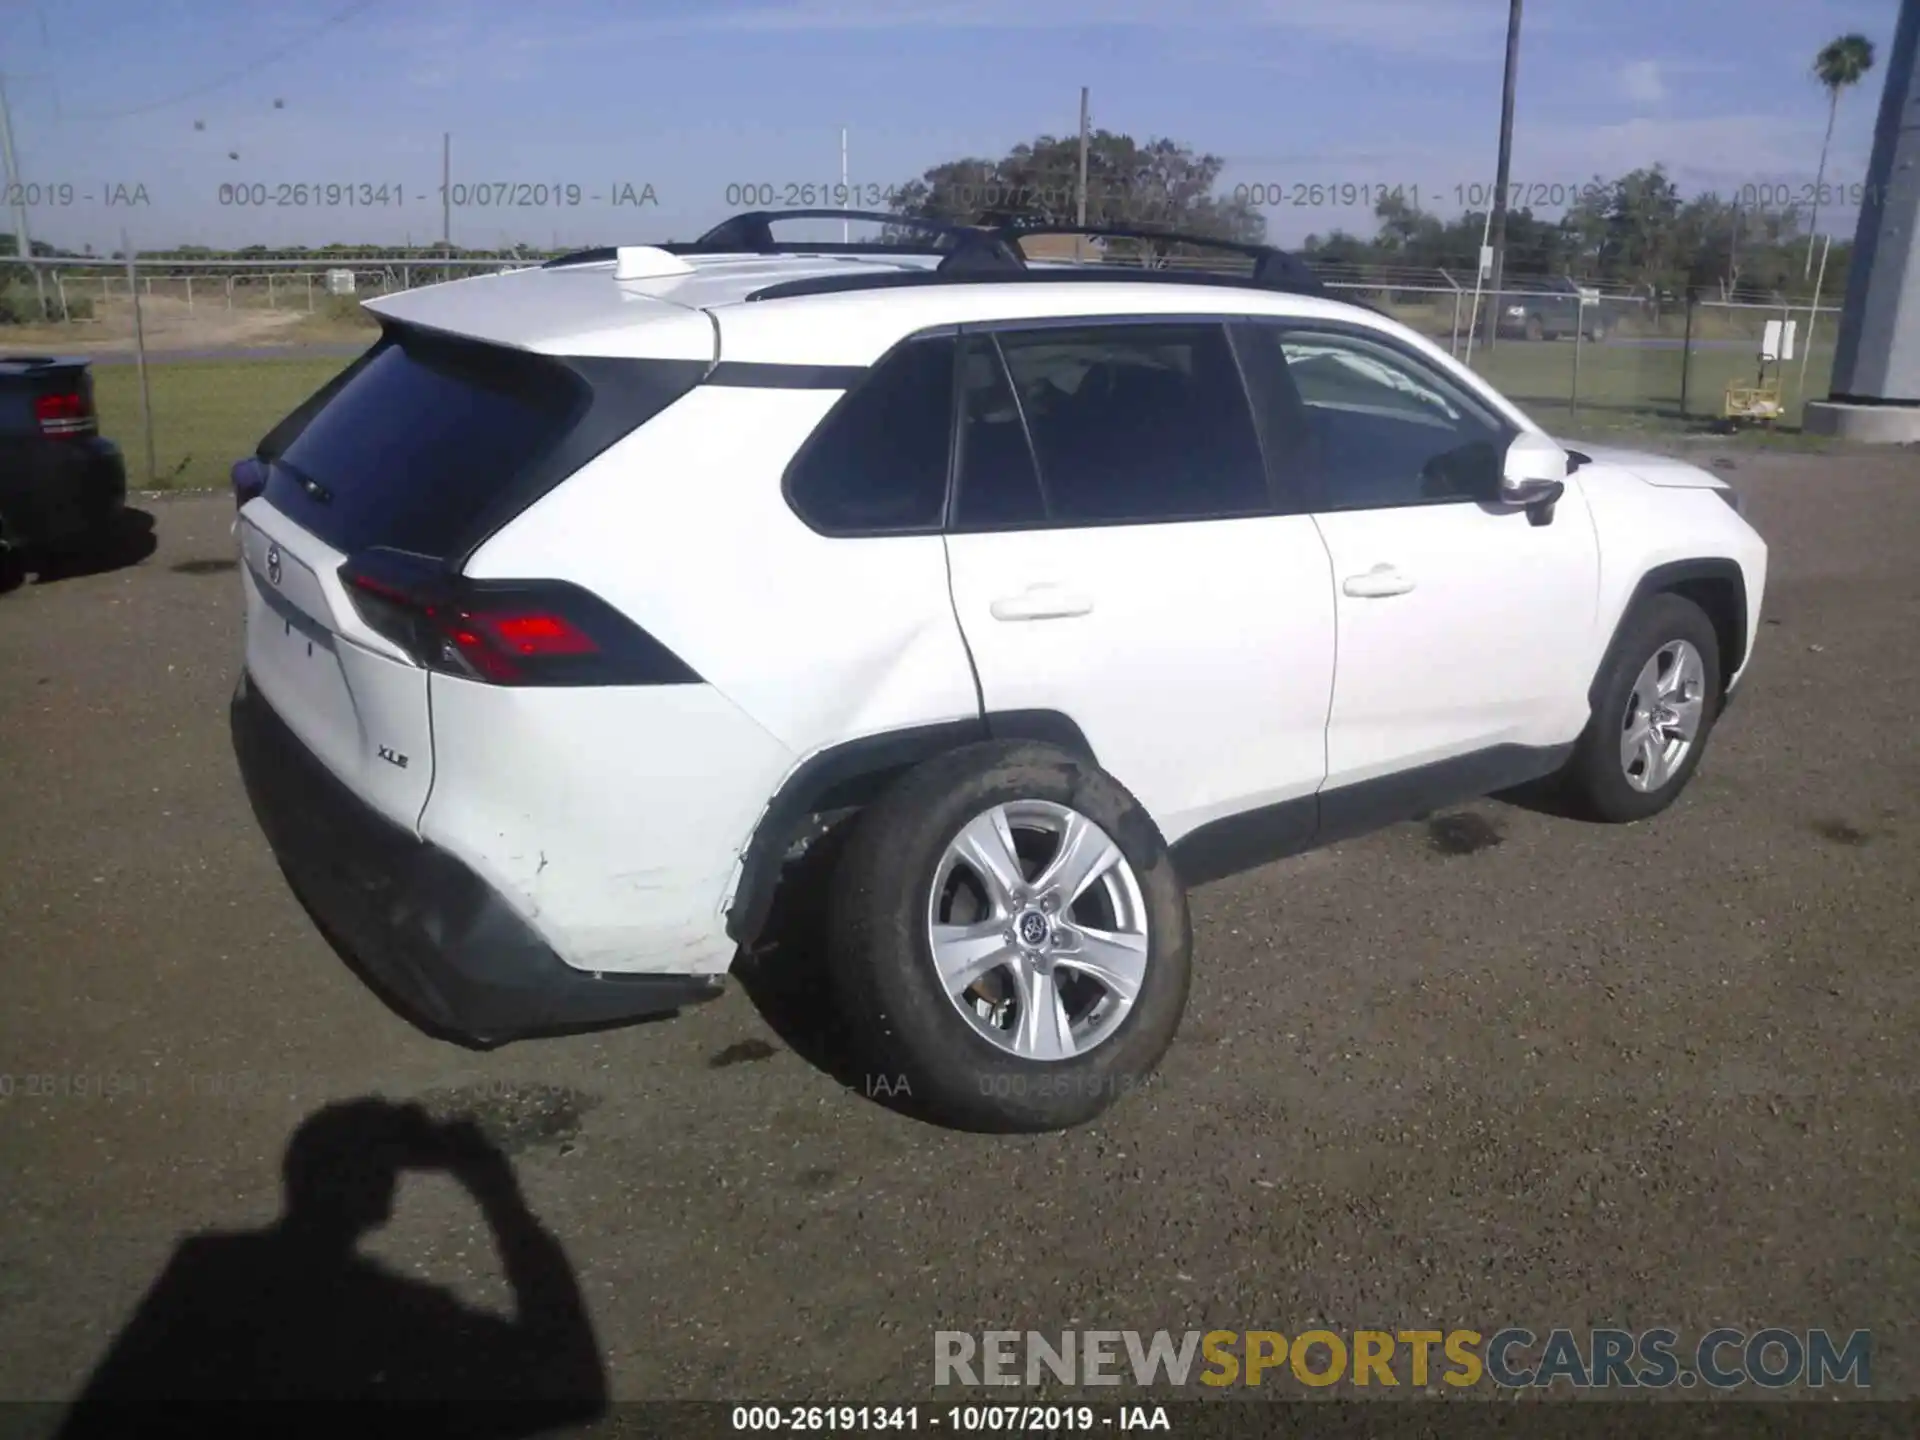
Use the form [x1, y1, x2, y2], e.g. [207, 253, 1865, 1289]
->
[263, 332, 587, 557]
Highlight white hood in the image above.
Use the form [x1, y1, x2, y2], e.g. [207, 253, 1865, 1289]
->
[1559, 441, 1728, 490]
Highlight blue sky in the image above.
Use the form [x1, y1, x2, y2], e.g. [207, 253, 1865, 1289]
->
[0, 0, 1900, 252]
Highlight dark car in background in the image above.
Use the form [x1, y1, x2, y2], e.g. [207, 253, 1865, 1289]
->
[1495, 278, 1619, 342]
[0, 356, 127, 576]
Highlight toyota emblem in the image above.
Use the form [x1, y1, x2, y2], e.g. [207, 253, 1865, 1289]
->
[265, 542, 282, 586]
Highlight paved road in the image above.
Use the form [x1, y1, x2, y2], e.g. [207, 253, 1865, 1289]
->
[1, 452, 1916, 1413]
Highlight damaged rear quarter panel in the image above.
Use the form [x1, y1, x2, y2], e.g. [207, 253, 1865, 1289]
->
[419, 677, 795, 976]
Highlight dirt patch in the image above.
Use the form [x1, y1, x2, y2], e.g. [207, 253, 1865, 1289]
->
[4, 293, 367, 354]
[1426, 811, 1506, 856]
[412, 1083, 599, 1156]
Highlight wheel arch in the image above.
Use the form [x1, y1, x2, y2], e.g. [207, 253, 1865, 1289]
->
[1588, 558, 1748, 712]
[724, 710, 1097, 947]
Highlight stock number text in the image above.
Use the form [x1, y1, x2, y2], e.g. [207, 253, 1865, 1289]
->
[220, 183, 405, 208]
[1234, 182, 1420, 208]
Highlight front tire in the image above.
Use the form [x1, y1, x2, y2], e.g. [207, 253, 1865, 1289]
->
[1563, 593, 1722, 823]
[827, 742, 1192, 1132]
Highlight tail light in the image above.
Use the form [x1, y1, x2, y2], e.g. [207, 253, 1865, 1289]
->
[338, 548, 700, 687]
[35, 388, 96, 438]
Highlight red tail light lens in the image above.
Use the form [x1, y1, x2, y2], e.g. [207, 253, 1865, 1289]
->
[475, 611, 599, 657]
[35, 390, 96, 438]
[337, 549, 700, 687]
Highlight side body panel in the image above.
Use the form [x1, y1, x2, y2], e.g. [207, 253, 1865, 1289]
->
[451, 384, 981, 974]
[1573, 466, 1769, 693]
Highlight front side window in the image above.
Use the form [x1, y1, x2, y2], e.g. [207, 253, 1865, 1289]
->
[967, 322, 1269, 527]
[1250, 327, 1511, 511]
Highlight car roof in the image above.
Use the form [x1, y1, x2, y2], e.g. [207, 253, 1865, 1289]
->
[362, 249, 1379, 364]
[0, 355, 87, 378]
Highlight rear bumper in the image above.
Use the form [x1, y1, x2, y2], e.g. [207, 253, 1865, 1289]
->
[229, 670, 724, 1044]
[0, 436, 126, 549]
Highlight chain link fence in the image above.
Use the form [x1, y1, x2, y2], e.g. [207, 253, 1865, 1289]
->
[0, 252, 1847, 491]
[0, 256, 525, 489]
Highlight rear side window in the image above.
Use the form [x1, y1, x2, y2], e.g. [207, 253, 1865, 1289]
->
[263, 333, 587, 557]
[991, 323, 1269, 525]
[784, 336, 956, 535]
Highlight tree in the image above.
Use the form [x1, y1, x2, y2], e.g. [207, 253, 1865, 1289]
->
[887, 128, 1265, 252]
[1598, 166, 1685, 290]
[1807, 33, 1875, 271]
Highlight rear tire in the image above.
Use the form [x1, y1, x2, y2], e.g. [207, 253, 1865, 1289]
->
[827, 741, 1191, 1132]
[1562, 594, 1722, 823]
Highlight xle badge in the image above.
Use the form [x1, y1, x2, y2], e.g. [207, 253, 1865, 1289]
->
[377, 746, 409, 769]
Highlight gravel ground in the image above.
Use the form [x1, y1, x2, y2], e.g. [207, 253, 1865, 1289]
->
[0, 451, 1915, 1422]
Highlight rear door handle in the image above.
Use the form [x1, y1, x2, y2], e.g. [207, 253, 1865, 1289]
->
[989, 585, 1095, 621]
[1342, 564, 1415, 598]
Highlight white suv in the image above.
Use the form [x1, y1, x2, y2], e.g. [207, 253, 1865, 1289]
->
[230, 213, 1767, 1132]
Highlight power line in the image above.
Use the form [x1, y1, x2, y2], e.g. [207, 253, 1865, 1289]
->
[64, 0, 380, 121]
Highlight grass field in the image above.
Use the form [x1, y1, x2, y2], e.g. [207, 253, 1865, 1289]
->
[95, 358, 350, 490]
[1470, 337, 1836, 429]
[89, 339, 1845, 494]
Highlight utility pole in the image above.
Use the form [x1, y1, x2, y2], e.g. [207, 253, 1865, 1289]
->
[841, 126, 849, 242]
[441, 132, 452, 277]
[1727, 202, 1742, 297]
[123, 230, 155, 487]
[1483, 0, 1524, 348]
[1075, 86, 1091, 260]
[0, 72, 47, 318]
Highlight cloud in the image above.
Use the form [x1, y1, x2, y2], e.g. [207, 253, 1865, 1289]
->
[423, 0, 1510, 61]
[1620, 60, 1667, 105]
[1520, 112, 1862, 195]
[662, 0, 1499, 39]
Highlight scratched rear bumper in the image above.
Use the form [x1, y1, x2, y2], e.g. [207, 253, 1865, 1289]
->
[230, 669, 723, 1044]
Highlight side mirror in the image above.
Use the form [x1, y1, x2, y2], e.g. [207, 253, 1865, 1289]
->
[1500, 432, 1568, 520]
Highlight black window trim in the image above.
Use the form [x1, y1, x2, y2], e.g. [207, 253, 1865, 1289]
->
[1243, 315, 1521, 515]
[785, 310, 1501, 543]
[778, 325, 962, 540]
[945, 314, 1289, 536]
[946, 332, 1056, 534]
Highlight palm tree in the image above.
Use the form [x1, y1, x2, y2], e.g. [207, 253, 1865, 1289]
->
[1807, 33, 1876, 275]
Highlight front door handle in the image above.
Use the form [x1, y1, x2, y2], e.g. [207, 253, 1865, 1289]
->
[1342, 564, 1415, 598]
[989, 585, 1095, 621]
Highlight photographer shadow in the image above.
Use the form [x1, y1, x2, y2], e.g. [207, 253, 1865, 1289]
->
[56, 1098, 608, 1439]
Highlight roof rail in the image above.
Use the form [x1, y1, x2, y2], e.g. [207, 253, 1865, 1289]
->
[991, 222, 1324, 296]
[541, 208, 1326, 301]
[682, 209, 973, 252]
[671, 208, 1030, 277]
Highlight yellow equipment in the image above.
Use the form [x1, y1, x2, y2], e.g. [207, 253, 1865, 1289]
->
[1723, 377, 1784, 422]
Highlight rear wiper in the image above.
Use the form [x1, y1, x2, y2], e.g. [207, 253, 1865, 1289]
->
[271, 455, 334, 505]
